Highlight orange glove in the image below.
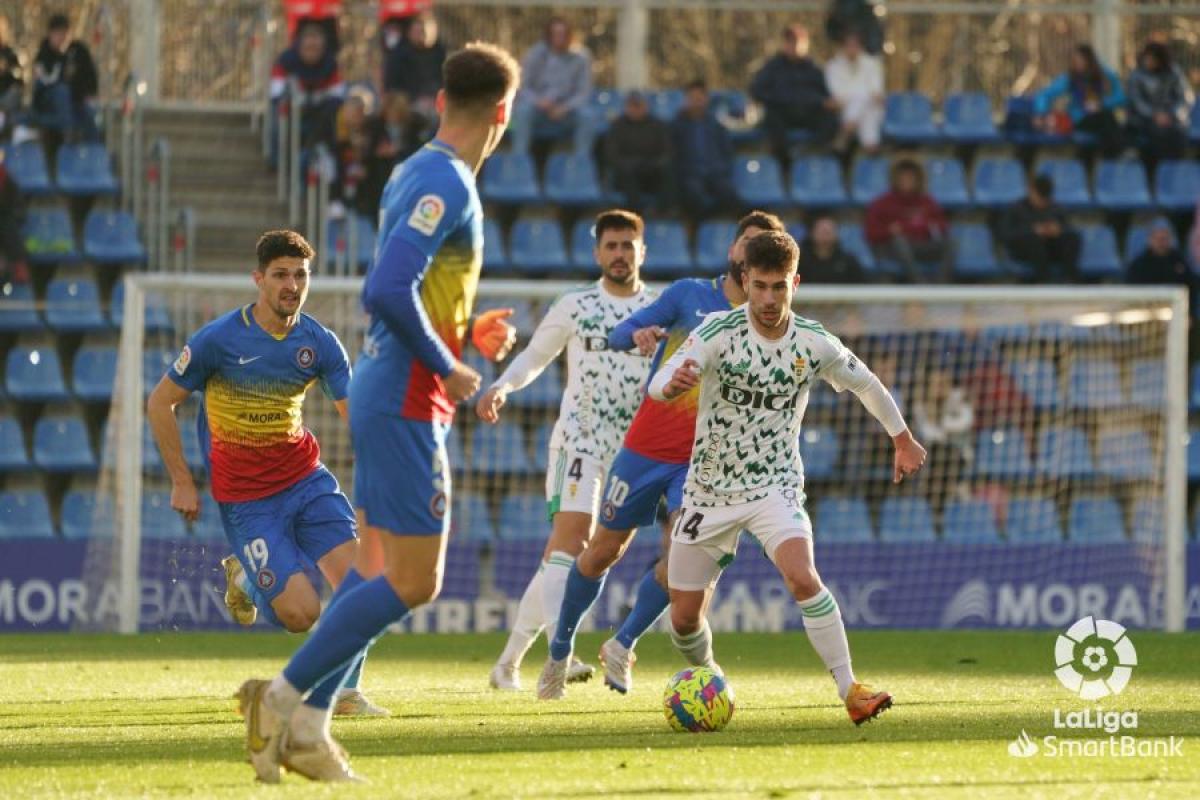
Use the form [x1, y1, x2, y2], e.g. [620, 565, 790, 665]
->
[472, 307, 517, 362]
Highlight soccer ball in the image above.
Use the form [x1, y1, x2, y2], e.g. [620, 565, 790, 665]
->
[662, 666, 734, 732]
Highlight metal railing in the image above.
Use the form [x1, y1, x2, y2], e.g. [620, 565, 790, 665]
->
[275, 78, 305, 227]
[305, 144, 334, 272]
[144, 138, 172, 271]
[171, 208, 197, 273]
[116, 76, 145, 219]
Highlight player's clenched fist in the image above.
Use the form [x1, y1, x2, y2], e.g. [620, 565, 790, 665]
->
[170, 480, 201, 523]
[662, 358, 701, 400]
[891, 430, 927, 484]
[475, 386, 507, 424]
[445, 360, 482, 403]
[472, 308, 518, 362]
[632, 325, 667, 357]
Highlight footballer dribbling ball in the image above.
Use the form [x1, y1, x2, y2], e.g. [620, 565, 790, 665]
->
[663, 666, 734, 732]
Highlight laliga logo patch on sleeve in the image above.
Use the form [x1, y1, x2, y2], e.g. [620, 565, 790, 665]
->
[408, 194, 445, 236]
[173, 345, 191, 376]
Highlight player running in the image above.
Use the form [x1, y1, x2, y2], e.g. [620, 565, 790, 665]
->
[236, 43, 521, 783]
[537, 211, 786, 700]
[146, 230, 387, 719]
[479, 210, 658, 691]
[649, 230, 925, 724]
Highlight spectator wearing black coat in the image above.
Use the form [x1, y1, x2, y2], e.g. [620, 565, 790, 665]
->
[382, 12, 445, 121]
[1127, 219, 1199, 312]
[997, 175, 1081, 282]
[604, 92, 673, 215]
[826, 0, 884, 54]
[0, 17, 22, 136]
[361, 92, 428, 218]
[1126, 42, 1193, 170]
[800, 215, 866, 283]
[671, 81, 735, 222]
[0, 152, 28, 285]
[32, 14, 99, 142]
[749, 25, 839, 168]
[270, 23, 345, 154]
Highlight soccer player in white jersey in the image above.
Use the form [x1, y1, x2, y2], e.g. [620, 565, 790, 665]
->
[649, 230, 927, 724]
[477, 210, 657, 690]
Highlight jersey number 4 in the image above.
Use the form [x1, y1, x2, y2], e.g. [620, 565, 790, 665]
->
[676, 511, 705, 540]
[568, 458, 584, 482]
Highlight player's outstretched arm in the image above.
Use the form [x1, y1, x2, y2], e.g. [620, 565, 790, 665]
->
[609, 284, 679, 354]
[477, 297, 573, 423]
[146, 377, 200, 522]
[648, 331, 708, 401]
[470, 308, 517, 362]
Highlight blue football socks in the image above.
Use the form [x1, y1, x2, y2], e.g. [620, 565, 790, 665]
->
[614, 565, 670, 649]
[301, 568, 368, 710]
[548, 563, 605, 661]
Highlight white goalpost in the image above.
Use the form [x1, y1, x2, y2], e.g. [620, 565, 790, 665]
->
[98, 274, 1189, 635]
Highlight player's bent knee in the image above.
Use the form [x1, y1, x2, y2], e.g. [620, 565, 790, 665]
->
[385, 570, 442, 608]
[275, 602, 319, 633]
[786, 569, 823, 602]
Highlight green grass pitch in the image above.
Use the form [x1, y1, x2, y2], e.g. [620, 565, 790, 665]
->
[1, 631, 1197, 798]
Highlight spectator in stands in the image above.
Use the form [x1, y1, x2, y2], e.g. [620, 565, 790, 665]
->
[1126, 41, 1192, 170]
[331, 89, 372, 219]
[0, 16, 22, 137]
[864, 159, 951, 282]
[32, 14, 99, 143]
[824, 31, 884, 153]
[604, 91, 673, 215]
[382, 11, 445, 121]
[800, 215, 866, 283]
[1034, 44, 1125, 159]
[0, 150, 28, 285]
[362, 92, 427, 218]
[511, 17, 594, 155]
[749, 24, 839, 168]
[826, 0, 884, 55]
[1128, 218, 1199, 312]
[996, 175, 1081, 283]
[911, 367, 974, 500]
[671, 80, 735, 221]
[270, 22, 345, 152]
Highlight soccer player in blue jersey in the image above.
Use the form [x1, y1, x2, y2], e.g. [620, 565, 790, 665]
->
[147, 230, 388, 718]
[537, 211, 786, 699]
[237, 42, 521, 783]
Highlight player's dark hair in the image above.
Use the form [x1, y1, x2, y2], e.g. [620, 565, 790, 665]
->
[48, 14, 70, 32]
[744, 231, 800, 275]
[594, 209, 644, 241]
[256, 230, 315, 270]
[442, 42, 520, 112]
[735, 210, 785, 240]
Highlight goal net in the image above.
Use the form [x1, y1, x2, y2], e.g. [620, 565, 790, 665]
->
[85, 276, 1188, 634]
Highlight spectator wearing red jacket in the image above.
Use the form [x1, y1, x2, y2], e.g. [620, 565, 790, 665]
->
[865, 158, 952, 282]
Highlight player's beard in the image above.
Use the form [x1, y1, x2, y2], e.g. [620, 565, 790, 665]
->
[272, 292, 302, 318]
[603, 260, 634, 285]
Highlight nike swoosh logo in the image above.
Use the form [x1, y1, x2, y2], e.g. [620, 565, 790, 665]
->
[238, 356, 262, 365]
[695, 310, 708, 317]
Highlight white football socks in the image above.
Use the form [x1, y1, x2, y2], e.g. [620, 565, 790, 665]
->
[288, 702, 332, 746]
[670, 618, 714, 668]
[497, 566, 545, 667]
[540, 551, 574, 637]
[797, 587, 856, 700]
[265, 675, 303, 719]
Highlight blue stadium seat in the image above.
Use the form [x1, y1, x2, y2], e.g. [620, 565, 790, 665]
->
[926, 157, 970, 209]
[143, 349, 176, 395]
[1191, 103, 1200, 144]
[569, 219, 595, 268]
[483, 219, 509, 272]
[649, 89, 685, 121]
[1067, 359, 1125, 410]
[837, 222, 876, 272]
[61, 490, 114, 539]
[452, 492, 495, 541]
[481, 152, 540, 204]
[942, 499, 1001, 543]
[141, 423, 164, 474]
[1153, 160, 1200, 212]
[509, 361, 562, 408]
[325, 215, 376, 271]
[446, 424, 465, 471]
[882, 92, 939, 143]
[1129, 358, 1164, 410]
[33, 416, 97, 472]
[0, 416, 29, 471]
[942, 92, 999, 144]
[1130, 498, 1163, 543]
[789, 156, 848, 208]
[508, 219, 568, 274]
[1189, 432, 1200, 482]
[951, 223, 1000, 279]
[1123, 219, 1176, 264]
[193, 495, 224, 540]
[850, 156, 889, 205]
[1036, 158, 1093, 209]
[1012, 359, 1060, 410]
[733, 156, 788, 208]
[44, 278, 107, 332]
[1097, 429, 1155, 481]
[1192, 371, 1200, 411]
[0, 490, 55, 538]
[1006, 498, 1062, 542]
[974, 428, 1033, 479]
[786, 222, 807, 251]
[814, 497, 873, 542]
[470, 423, 532, 475]
[1076, 225, 1123, 279]
[1094, 160, 1152, 211]
[1036, 426, 1094, 479]
[109, 282, 173, 333]
[544, 152, 603, 206]
[5, 140, 54, 195]
[497, 492, 547, 540]
[5, 346, 69, 402]
[642, 220, 693, 277]
[799, 427, 839, 480]
[1068, 496, 1126, 542]
[56, 143, 119, 195]
[142, 491, 187, 539]
[878, 496, 936, 542]
[972, 157, 1025, 209]
[532, 423, 553, 474]
[83, 210, 147, 265]
[0, 282, 44, 332]
[22, 207, 80, 265]
[179, 416, 204, 471]
[695, 221, 738, 270]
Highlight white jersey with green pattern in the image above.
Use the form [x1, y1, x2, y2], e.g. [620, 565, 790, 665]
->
[491, 280, 657, 464]
[655, 305, 868, 508]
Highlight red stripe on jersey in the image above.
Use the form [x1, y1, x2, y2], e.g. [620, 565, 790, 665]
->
[622, 395, 697, 464]
[209, 435, 321, 502]
[400, 360, 456, 423]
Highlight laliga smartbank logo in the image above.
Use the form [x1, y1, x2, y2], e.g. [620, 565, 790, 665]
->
[1007, 616, 1184, 759]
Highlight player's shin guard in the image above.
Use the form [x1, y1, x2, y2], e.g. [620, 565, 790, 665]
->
[614, 565, 669, 649]
[548, 563, 605, 661]
[498, 566, 546, 667]
[669, 618, 714, 667]
[798, 587, 856, 700]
